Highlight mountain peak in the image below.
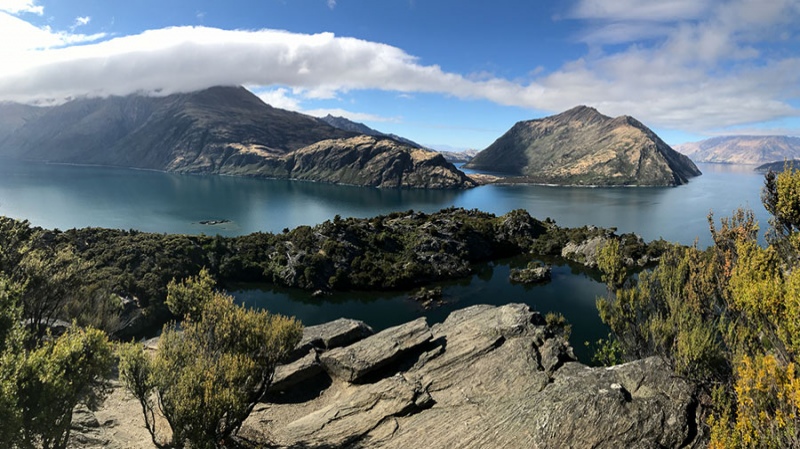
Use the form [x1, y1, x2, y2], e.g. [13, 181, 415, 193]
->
[465, 106, 701, 186]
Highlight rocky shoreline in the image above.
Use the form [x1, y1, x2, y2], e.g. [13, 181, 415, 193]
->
[70, 303, 704, 448]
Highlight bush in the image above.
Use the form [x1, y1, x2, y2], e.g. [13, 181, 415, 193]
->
[0, 274, 113, 449]
[119, 271, 302, 449]
[596, 168, 800, 446]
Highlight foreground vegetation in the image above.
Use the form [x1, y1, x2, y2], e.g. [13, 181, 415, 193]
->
[0, 204, 661, 447]
[596, 167, 800, 447]
[119, 270, 302, 448]
[9, 169, 799, 446]
[0, 207, 658, 339]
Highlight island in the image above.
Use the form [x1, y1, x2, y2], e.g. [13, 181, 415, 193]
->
[464, 105, 701, 186]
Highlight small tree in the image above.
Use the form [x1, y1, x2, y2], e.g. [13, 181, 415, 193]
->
[15, 245, 90, 340]
[119, 269, 302, 448]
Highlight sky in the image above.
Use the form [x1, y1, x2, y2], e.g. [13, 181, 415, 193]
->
[1, 0, 799, 150]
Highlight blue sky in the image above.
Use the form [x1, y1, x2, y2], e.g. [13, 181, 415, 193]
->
[1, 0, 799, 150]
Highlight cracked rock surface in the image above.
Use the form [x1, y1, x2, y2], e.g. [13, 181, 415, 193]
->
[70, 303, 704, 448]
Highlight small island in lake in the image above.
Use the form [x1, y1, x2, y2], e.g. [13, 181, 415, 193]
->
[198, 219, 231, 225]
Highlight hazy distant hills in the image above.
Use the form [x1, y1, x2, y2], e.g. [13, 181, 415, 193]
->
[437, 149, 480, 164]
[0, 86, 473, 189]
[675, 136, 800, 165]
[0, 102, 45, 138]
[465, 106, 701, 186]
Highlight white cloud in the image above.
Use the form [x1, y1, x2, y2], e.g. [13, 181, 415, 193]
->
[73, 16, 90, 28]
[256, 88, 302, 111]
[327, 0, 336, 9]
[0, 12, 104, 54]
[0, 0, 798, 135]
[571, 0, 711, 22]
[255, 87, 397, 123]
[0, 0, 43, 15]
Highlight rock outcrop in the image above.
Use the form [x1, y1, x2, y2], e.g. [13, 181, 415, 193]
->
[676, 135, 800, 165]
[318, 114, 425, 149]
[254, 303, 703, 448]
[257, 135, 477, 189]
[465, 105, 701, 186]
[70, 304, 704, 448]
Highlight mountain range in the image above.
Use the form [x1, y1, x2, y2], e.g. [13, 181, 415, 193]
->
[675, 136, 800, 165]
[464, 106, 701, 186]
[0, 88, 700, 188]
[0, 86, 473, 189]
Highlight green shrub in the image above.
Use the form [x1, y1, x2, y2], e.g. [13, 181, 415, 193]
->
[119, 273, 302, 449]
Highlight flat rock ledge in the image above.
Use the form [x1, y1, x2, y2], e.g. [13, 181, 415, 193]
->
[70, 304, 705, 449]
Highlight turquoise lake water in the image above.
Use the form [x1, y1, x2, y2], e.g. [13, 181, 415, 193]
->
[0, 160, 769, 361]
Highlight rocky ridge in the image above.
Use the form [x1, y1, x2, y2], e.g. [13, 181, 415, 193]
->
[465, 105, 701, 186]
[252, 135, 477, 188]
[319, 114, 425, 149]
[70, 304, 705, 448]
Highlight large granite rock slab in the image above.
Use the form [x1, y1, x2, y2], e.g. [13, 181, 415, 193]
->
[274, 374, 432, 447]
[250, 304, 703, 448]
[294, 318, 374, 357]
[71, 304, 704, 448]
[319, 317, 432, 382]
[270, 350, 323, 392]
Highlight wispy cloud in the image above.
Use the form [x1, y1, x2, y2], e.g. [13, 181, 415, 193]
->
[0, 12, 105, 53]
[570, 0, 711, 22]
[327, 0, 336, 10]
[70, 16, 90, 31]
[0, 0, 798, 135]
[0, 0, 43, 15]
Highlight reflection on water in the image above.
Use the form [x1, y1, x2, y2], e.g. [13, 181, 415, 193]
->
[0, 160, 768, 247]
[0, 160, 771, 363]
[233, 256, 607, 363]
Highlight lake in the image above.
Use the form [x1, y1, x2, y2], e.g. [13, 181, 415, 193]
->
[0, 160, 770, 361]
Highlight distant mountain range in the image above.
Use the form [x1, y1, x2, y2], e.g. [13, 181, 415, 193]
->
[436, 149, 480, 164]
[675, 136, 800, 165]
[464, 106, 701, 186]
[0, 86, 474, 189]
[0, 89, 704, 188]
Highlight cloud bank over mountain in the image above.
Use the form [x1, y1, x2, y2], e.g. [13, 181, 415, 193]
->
[0, 0, 798, 136]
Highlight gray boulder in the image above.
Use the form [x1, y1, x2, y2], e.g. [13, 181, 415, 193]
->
[270, 350, 324, 392]
[291, 318, 373, 360]
[319, 317, 432, 382]
[246, 304, 703, 448]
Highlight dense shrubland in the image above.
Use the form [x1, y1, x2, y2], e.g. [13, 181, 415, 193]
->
[0, 207, 661, 339]
[0, 203, 666, 447]
[596, 167, 800, 447]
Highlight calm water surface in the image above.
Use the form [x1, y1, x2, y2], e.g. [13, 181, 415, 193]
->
[0, 160, 769, 361]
